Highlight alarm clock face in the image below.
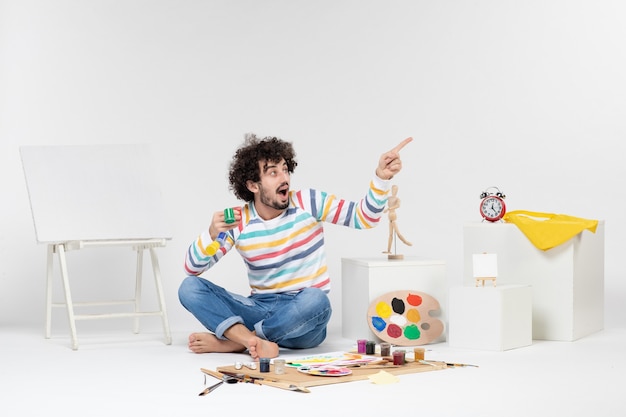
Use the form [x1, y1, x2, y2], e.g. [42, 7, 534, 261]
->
[480, 196, 505, 221]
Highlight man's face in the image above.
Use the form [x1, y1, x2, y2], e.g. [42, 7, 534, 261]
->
[254, 158, 291, 212]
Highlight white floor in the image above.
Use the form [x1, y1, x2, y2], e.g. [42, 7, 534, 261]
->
[3, 324, 625, 417]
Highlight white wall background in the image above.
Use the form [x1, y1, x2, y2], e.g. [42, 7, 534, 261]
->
[1, 0, 625, 337]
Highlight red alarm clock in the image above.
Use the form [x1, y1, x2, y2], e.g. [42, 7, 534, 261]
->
[479, 186, 506, 222]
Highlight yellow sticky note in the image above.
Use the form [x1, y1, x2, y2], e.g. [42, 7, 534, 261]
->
[368, 370, 400, 385]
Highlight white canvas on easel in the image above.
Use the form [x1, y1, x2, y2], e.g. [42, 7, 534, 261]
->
[21, 144, 171, 242]
[473, 253, 498, 287]
[20, 144, 172, 350]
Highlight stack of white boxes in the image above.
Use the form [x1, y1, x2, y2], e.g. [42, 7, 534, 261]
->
[458, 221, 604, 344]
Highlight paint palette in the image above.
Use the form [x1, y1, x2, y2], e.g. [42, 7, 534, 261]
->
[297, 365, 352, 377]
[367, 290, 444, 346]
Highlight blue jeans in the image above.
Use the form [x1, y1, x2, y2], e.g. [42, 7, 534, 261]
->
[178, 276, 332, 349]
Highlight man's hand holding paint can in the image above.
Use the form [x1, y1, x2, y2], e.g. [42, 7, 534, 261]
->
[223, 207, 242, 227]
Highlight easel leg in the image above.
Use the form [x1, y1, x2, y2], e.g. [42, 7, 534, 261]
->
[45, 245, 54, 339]
[134, 248, 144, 334]
[57, 244, 79, 350]
[150, 247, 172, 345]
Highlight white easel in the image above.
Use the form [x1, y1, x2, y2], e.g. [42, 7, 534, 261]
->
[20, 144, 172, 350]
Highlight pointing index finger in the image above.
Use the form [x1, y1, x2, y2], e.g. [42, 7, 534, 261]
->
[392, 137, 413, 153]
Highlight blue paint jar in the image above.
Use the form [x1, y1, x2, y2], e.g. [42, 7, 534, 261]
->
[259, 357, 270, 373]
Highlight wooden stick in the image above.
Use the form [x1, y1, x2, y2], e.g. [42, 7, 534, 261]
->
[252, 379, 311, 393]
[200, 368, 225, 380]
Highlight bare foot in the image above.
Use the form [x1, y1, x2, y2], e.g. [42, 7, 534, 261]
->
[248, 336, 279, 360]
[188, 332, 246, 354]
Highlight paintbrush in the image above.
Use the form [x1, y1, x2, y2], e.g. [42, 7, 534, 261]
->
[344, 360, 400, 369]
[445, 362, 479, 368]
[418, 360, 479, 368]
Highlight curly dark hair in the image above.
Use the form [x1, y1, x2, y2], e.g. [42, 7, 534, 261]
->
[228, 133, 298, 202]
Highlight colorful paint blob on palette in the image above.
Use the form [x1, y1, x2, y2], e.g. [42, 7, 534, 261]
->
[297, 365, 352, 377]
[367, 290, 444, 346]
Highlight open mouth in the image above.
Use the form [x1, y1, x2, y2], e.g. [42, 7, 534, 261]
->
[277, 184, 289, 198]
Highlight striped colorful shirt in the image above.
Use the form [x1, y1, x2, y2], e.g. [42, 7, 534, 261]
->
[184, 175, 391, 294]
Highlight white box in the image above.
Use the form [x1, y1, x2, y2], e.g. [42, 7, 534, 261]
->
[341, 257, 447, 343]
[463, 221, 604, 341]
[448, 285, 532, 351]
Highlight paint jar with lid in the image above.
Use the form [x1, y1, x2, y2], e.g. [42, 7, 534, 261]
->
[379, 342, 391, 357]
[205, 232, 227, 256]
[392, 350, 405, 365]
[357, 339, 367, 354]
[414, 347, 425, 361]
[365, 340, 376, 355]
[273, 359, 286, 375]
[259, 358, 270, 373]
[224, 207, 236, 224]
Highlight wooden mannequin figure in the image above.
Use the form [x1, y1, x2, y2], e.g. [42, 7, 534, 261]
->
[382, 184, 412, 259]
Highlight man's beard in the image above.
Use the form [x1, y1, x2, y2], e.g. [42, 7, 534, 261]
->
[258, 183, 289, 211]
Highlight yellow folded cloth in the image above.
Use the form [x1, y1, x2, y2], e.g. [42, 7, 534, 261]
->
[503, 210, 598, 251]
